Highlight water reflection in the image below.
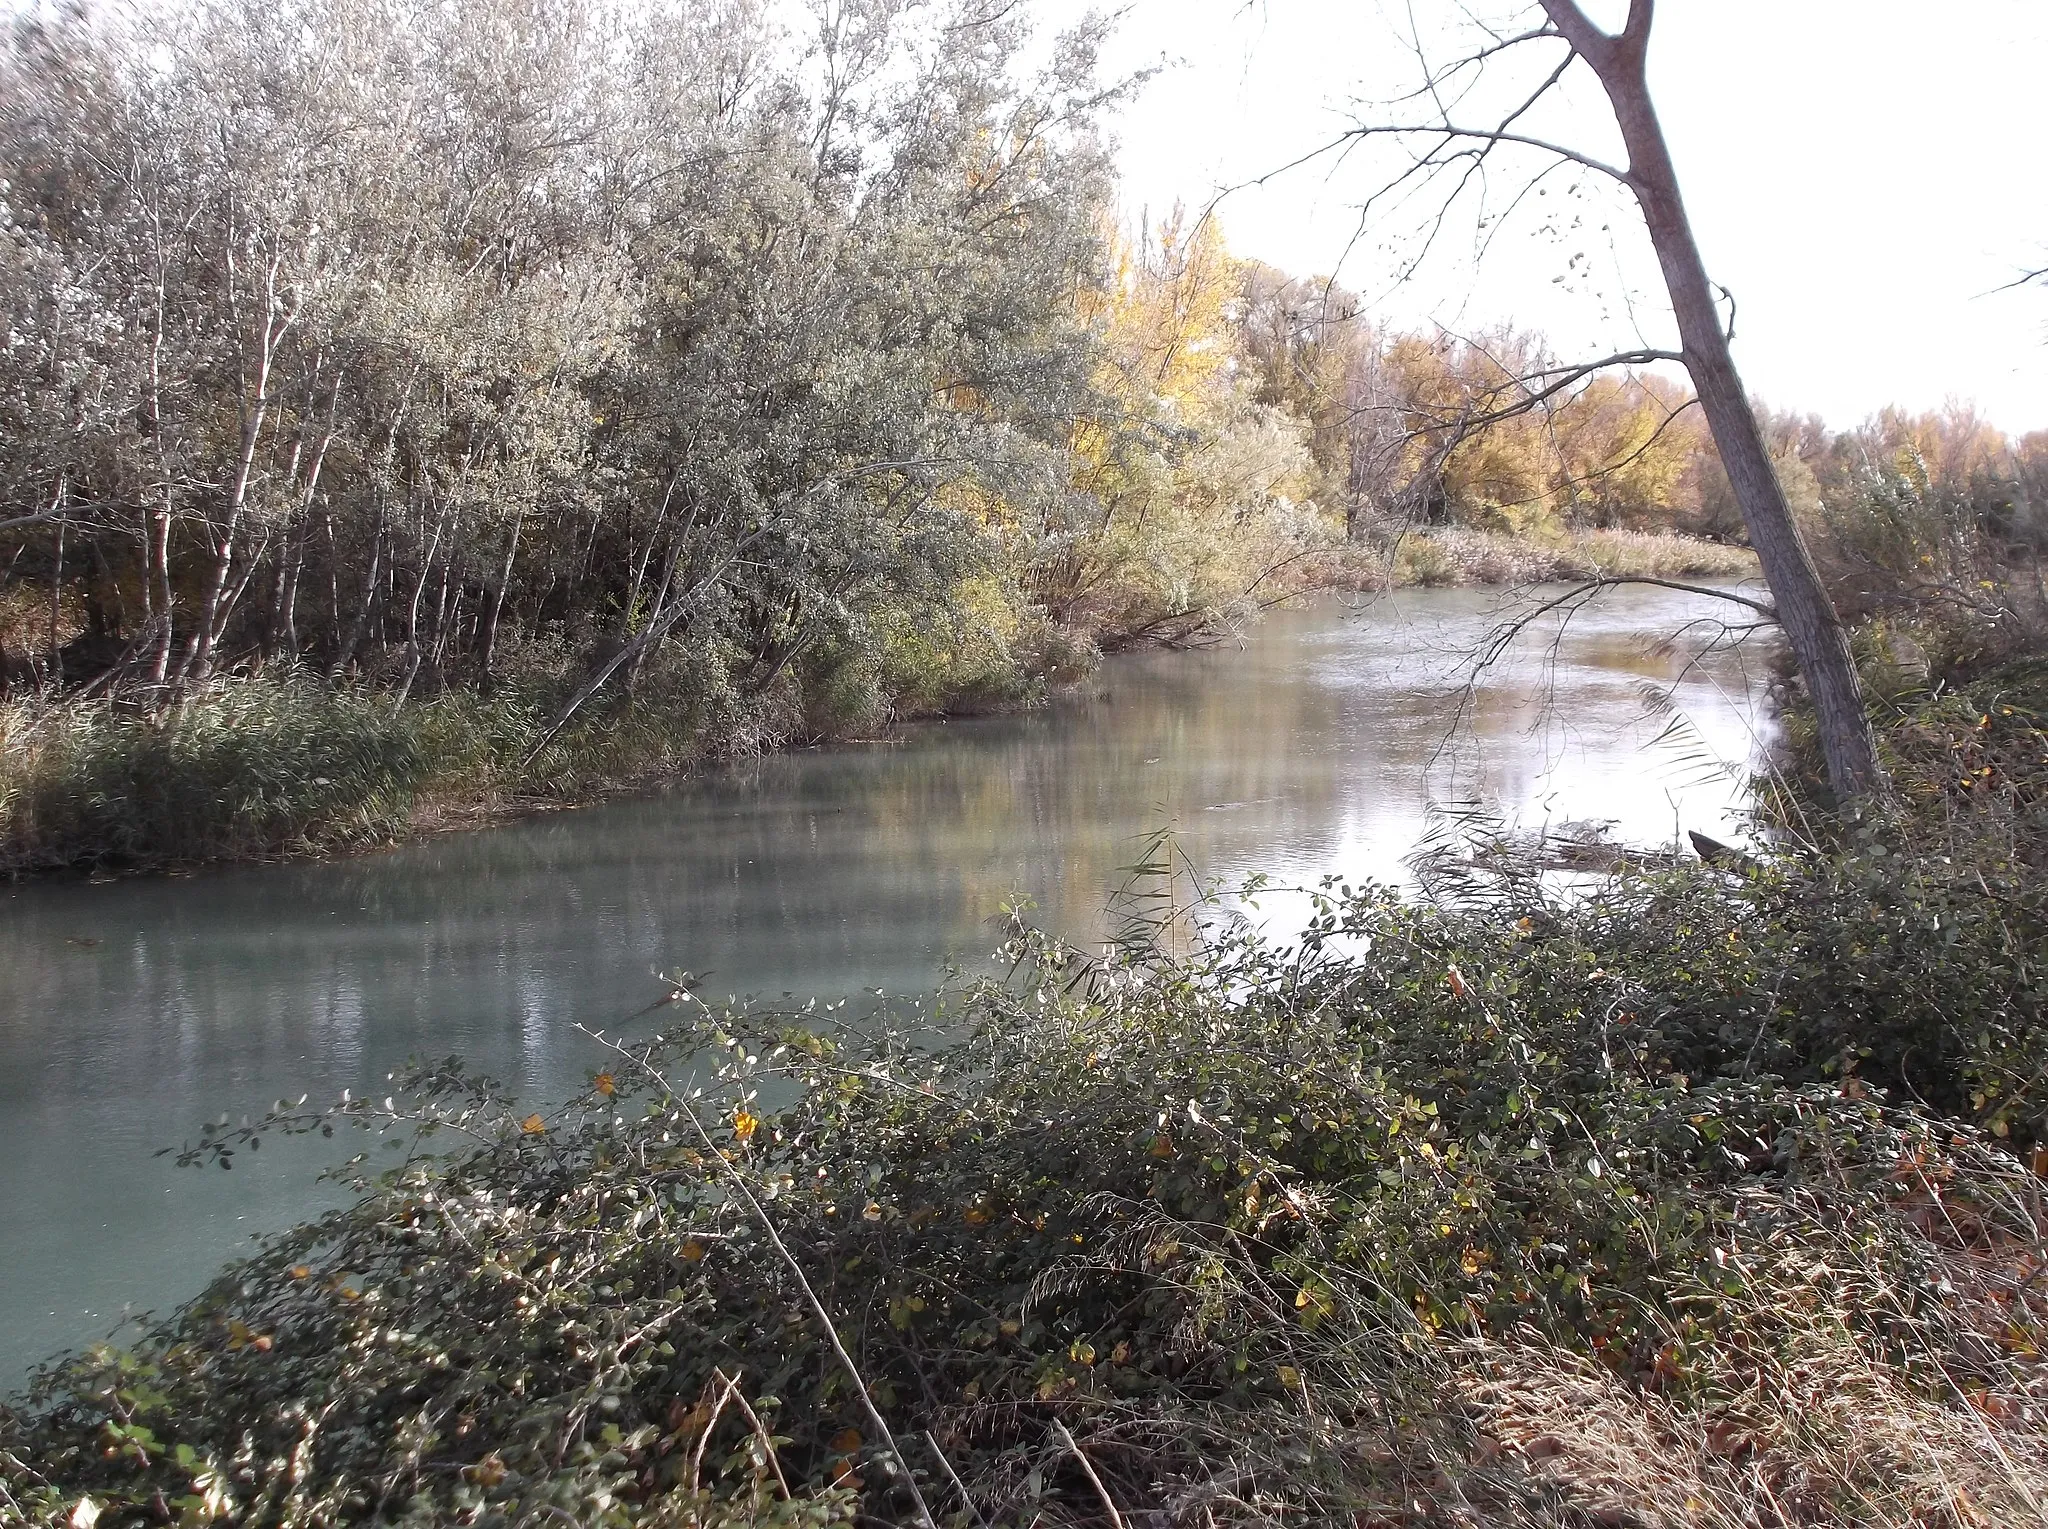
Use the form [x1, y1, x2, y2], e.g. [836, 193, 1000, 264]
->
[0, 583, 1772, 1382]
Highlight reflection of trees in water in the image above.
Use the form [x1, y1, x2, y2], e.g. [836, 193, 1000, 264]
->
[1422, 586, 1770, 842]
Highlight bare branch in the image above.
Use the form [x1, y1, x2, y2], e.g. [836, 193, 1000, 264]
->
[1574, 575, 1776, 618]
[1537, 0, 1620, 69]
[1338, 120, 1631, 187]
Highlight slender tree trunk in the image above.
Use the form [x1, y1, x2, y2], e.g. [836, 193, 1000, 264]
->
[275, 525, 305, 662]
[394, 508, 447, 706]
[271, 408, 335, 664]
[146, 491, 175, 687]
[47, 517, 65, 688]
[332, 512, 384, 681]
[1540, 0, 1883, 800]
[208, 531, 271, 669]
[183, 297, 289, 687]
[323, 512, 344, 658]
[478, 514, 521, 679]
[143, 196, 176, 694]
[623, 534, 681, 696]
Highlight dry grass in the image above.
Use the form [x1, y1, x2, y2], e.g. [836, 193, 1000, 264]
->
[1349, 526, 1759, 590]
[1456, 1337, 2047, 1529]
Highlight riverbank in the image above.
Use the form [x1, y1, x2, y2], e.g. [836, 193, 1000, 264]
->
[0, 631, 1079, 879]
[0, 531, 1755, 881]
[1373, 525, 1758, 588]
[4, 650, 2042, 1528]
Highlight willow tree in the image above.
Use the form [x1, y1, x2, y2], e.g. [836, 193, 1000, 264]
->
[1336, 0, 1884, 799]
[0, 0, 1121, 719]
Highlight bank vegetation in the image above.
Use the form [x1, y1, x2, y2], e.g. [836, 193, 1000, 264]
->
[15, 0, 2043, 871]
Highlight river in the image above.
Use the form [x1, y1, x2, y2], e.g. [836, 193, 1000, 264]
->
[0, 583, 1773, 1384]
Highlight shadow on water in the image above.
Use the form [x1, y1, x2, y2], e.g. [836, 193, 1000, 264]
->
[0, 583, 1774, 1383]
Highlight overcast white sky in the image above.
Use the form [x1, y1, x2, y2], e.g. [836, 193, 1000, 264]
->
[1032, 0, 2048, 433]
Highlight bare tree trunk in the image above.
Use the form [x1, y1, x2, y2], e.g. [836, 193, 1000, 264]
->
[478, 513, 521, 679]
[274, 524, 305, 662]
[143, 196, 176, 694]
[624, 523, 689, 697]
[393, 507, 447, 707]
[146, 491, 175, 687]
[182, 278, 292, 688]
[46, 516, 65, 688]
[332, 511, 385, 681]
[271, 396, 337, 664]
[1540, 0, 1883, 800]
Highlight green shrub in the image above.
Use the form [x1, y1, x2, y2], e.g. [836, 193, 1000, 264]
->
[1, 678, 431, 873]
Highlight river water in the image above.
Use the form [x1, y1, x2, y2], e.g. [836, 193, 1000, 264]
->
[0, 584, 1773, 1383]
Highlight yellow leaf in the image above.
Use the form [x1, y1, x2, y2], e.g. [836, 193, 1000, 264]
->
[963, 1205, 992, 1227]
[1294, 1285, 1332, 1321]
[288, 1265, 312, 1280]
[1276, 1364, 1302, 1389]
[680, 1238, 706, 1262]
[593, 1073, 616, 1097]
[520, 1114, 546, 1135]
[732, 1109, 759, 1144]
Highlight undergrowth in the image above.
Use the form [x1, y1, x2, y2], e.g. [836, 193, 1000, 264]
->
[0, 617, 1078, 876]
[1379, 528, 1757, 589]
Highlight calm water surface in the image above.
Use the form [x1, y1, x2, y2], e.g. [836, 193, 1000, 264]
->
[0, 585, 1773, 1382]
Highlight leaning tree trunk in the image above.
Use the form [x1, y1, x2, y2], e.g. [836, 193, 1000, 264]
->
[1540, 0, 1885, 801]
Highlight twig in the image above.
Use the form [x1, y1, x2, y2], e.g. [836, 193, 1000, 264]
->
[1052, 1418, 1126, 1529]
[926, 1429, 993, 1529]
[581, 1025, 942, 1529]
[685, 1370, 743, 1494]
[724, 1369, 794, 1502]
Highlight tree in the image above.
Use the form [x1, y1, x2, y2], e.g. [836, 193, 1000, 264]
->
[0, 0, 1130, 726]
[1323, 0, 1885, 798]
[1538, 0, 1880, 797]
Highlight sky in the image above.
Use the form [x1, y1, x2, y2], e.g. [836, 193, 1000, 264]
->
[1031, 0, 2048, 434]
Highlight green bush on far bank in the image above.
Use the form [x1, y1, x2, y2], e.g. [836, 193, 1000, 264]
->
[0, 680, 432, 874]
[0, 597, 1088, 876]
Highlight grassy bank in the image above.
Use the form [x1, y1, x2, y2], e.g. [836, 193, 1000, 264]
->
[0, 613, 1082, 877]
[1376, 526, 1759, 589]
[5, 655, 2043, 1528]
